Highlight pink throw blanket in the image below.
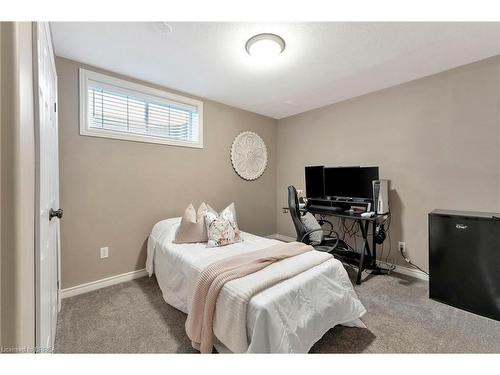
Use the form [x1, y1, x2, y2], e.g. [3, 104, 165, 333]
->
[185, 241, 313, 353]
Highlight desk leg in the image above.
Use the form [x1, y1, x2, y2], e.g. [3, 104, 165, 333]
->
[356, 221, 369, 285]
[372, 221, 377, 267]
[370, 220, 389, 276]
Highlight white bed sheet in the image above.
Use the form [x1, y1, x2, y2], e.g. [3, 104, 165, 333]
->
[146, 218, 366, 353]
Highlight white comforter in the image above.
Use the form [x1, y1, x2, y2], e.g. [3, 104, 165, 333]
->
[146, 218, 366, 353]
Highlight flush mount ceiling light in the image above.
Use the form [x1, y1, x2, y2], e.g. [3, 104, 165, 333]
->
[245, 33, 285, 58]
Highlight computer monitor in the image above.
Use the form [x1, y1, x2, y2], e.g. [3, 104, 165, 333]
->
[324, 166, 379, 200]
[305, 166, 325, 198]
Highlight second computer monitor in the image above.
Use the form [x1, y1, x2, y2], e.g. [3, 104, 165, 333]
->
[324, 166, 379, 200]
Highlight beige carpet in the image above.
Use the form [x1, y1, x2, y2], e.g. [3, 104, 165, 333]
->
[55, 268, 500, 353]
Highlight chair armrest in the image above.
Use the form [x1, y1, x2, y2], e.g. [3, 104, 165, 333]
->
[322, 228, 338, 238]
[318, 219, 334, 231]
[300, 228, 339, 242]
[300, 228, 324, 242]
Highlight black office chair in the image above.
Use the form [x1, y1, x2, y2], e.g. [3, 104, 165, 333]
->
[287, 186, 340, 253]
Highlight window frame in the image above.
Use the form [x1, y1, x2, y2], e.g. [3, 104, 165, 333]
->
[79, 68, 204, 149]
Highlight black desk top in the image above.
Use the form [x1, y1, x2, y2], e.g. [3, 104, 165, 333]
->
[301, 206, 389, 222]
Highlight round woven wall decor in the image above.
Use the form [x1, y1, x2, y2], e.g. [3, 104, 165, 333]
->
[230, 131, 268, 180]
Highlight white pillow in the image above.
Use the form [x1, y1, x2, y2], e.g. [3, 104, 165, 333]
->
[204, 203, 242, 248]
[174, 202, 215, 243]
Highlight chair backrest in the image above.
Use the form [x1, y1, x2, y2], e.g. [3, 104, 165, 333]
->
[288, 185, 308, 243]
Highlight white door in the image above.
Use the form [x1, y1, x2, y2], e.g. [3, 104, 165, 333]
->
[34, 22, 60, 353]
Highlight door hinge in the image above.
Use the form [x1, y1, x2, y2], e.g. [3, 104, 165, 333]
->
[54, 102, 57, 112]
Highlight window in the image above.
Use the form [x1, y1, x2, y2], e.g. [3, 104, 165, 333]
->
[79, 69, 203, 148]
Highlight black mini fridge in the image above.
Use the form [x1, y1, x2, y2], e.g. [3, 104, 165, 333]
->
[429, 209, 500, 321]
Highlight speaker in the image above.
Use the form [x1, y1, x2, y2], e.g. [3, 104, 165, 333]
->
[372, 180, 389, 214]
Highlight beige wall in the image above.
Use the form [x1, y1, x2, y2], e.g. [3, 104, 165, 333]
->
[0, 22, 36, 350]
[56, 57, 278, 289]
[276, 56, 500, 271]
[58, 53, 500, 284]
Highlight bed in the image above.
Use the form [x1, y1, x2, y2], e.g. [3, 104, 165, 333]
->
[146, 217, 366, 353]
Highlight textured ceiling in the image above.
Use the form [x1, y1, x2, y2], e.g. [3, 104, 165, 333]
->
[51, 22, 500, 119]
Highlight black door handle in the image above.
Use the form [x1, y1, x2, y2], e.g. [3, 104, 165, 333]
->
[49, 208, 63, 220]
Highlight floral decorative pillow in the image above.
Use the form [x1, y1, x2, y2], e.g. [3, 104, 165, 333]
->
[205, 203, 242, 247]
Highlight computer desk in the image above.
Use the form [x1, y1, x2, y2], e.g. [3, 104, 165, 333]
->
[301, 206, 390, 285]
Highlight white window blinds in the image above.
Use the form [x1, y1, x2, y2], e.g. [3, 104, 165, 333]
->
[80, 69, 203, 148]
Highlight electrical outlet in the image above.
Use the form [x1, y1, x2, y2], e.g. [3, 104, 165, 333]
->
[100, 246, 109, 259]
[398, 241, 406, 254]
[399, 241, 410, 262]
[282, 207, 289, 214]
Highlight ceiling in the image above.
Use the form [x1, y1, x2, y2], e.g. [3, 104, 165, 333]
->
[51, 22, 500, 119]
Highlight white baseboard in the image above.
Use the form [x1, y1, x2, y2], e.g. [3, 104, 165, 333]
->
[389, 263, 429, 281]
[61, 268, 148, 299]
[376, 261, 429, 281]
[267, 233, 296, 242]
